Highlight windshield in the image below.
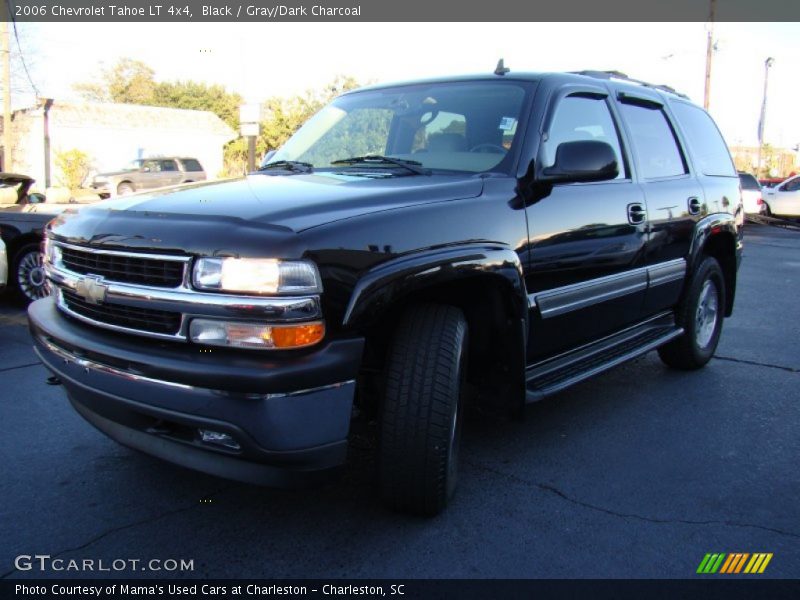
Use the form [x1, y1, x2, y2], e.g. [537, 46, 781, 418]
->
[268, 81, 529, 174]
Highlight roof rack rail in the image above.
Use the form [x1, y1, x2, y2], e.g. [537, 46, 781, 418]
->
[572, 70, 689, 99]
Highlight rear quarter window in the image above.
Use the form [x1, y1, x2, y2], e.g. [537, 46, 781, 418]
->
[181, 159, 204, 172]
[671, 102, 736, 177]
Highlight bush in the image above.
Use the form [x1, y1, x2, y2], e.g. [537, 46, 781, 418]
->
[54, 149, 92, 190]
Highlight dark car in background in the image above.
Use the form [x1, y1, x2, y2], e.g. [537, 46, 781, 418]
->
[90, 157, 207, 198]
[0, 173, 59, 302]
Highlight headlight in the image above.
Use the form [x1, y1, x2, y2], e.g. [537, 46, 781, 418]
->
[192, 258, 322, 295]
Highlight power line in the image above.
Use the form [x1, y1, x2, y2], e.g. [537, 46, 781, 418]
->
[5, 0, 40, 98]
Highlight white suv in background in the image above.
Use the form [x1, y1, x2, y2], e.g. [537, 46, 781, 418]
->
[762, 174, 800, 218]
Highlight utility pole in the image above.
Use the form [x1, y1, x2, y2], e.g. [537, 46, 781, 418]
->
[1, 20, 11, 171]
[756, 57, 775, 179]
[703, 0, 716, 110]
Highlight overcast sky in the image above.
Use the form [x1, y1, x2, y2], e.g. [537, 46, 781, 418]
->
[12, 21, 800, 149]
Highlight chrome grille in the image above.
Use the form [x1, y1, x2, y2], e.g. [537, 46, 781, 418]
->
[60, 289, 182, 336]
[60, 245, 186, 288]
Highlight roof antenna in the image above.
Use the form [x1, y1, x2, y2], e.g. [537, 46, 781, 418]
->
[494, 59, 510, 76]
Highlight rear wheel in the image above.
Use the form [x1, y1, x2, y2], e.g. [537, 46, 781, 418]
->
[117, 182, 135, 196]
[13, 243, 50, 303]
[379, 304, 468, 516]
[658, 256, 725, 370]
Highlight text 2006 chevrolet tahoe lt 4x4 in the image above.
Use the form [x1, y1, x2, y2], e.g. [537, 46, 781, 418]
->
[29, 69, 742, 515]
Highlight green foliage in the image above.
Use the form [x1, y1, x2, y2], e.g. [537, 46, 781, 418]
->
[74, 58, 157, 104]
[74, 58, 242, 130]
[54, 148, 92, 190]
[153, 81, 242, 130]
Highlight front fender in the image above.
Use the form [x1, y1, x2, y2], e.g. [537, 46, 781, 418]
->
[342, 243, 527, 329]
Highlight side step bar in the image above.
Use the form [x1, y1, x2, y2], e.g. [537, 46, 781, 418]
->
[525, 311, 683, 402]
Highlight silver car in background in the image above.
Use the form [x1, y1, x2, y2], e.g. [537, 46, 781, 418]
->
[90, 157, 207, 198]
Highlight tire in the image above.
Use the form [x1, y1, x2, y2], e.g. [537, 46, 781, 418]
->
[379, 304, 468, 516]
[658, 256, 725, 370]
[762, 202, 772, 217]
[117, 182, 135, 196]
[13, 243, 50, 303]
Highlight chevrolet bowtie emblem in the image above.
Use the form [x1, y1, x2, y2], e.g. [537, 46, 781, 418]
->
[74, 275, 108, 305]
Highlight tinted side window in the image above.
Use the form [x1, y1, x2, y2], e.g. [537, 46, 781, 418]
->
[671, 102, 736, 177]
[182, 159, 204, 172]
[161, 160, 178, 172]
[543, 95, 626, 179]
[783, 177, 800, 192]
[619, 102, 686, 179]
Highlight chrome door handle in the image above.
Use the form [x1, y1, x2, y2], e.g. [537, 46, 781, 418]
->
[627, 203, 647, 225]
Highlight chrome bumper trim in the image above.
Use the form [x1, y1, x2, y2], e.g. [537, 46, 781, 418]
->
[37, 334, 355, 399]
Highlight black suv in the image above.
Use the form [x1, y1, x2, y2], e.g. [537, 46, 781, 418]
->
[29, 69, 742, 515]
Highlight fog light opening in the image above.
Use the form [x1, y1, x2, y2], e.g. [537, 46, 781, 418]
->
[198, 429, 241, 451]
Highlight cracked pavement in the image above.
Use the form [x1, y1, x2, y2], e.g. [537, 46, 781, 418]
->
[0, 223, 798, 579]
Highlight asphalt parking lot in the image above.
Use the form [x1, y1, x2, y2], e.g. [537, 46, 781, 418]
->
[0, 223, 798, 580]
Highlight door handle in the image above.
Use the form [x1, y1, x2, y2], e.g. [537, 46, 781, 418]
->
[688, 197, 702, 215]
[627, 203, 647, 225]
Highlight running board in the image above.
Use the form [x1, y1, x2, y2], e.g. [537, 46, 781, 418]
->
[525, 312, 683, 402]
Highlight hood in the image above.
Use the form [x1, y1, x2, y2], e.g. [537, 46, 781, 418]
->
[48, 172, 484, 256]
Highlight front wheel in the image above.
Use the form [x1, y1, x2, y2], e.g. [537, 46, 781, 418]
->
[379, 304, 468, 516]
[14, 243, 50, 303]
[658, 256, 725, 370]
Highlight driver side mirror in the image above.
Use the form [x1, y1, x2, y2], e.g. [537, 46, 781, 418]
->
[27, 192, 46, 204]
[538, 140, 618, 184]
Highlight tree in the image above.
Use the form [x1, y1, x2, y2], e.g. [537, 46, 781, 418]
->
[73, 58, 242, 130]
[74, 58, 157, 104]
[153, 81, 242, 130]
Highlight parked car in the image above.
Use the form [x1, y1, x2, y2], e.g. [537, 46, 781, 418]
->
[738, 172, 764, 214]
[0, 237, 7, 293]
[762, 174, 800, 217]
[30, 69, 742, 515]
[90, 157, 206, 198]
[0, 173, 66, 302]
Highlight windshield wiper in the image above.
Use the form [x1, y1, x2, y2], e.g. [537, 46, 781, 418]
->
[331, 155, 430, 176]
[258, 160, 314, 173]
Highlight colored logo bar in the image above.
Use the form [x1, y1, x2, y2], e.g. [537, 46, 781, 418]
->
[697, 553, 773, 574]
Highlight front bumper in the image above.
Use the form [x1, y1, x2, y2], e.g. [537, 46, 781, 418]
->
[28, 297, 365, 487]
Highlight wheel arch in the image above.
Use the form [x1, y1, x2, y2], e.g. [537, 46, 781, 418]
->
[689, 213, 740, 317]
[345, 244, 529, 413]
